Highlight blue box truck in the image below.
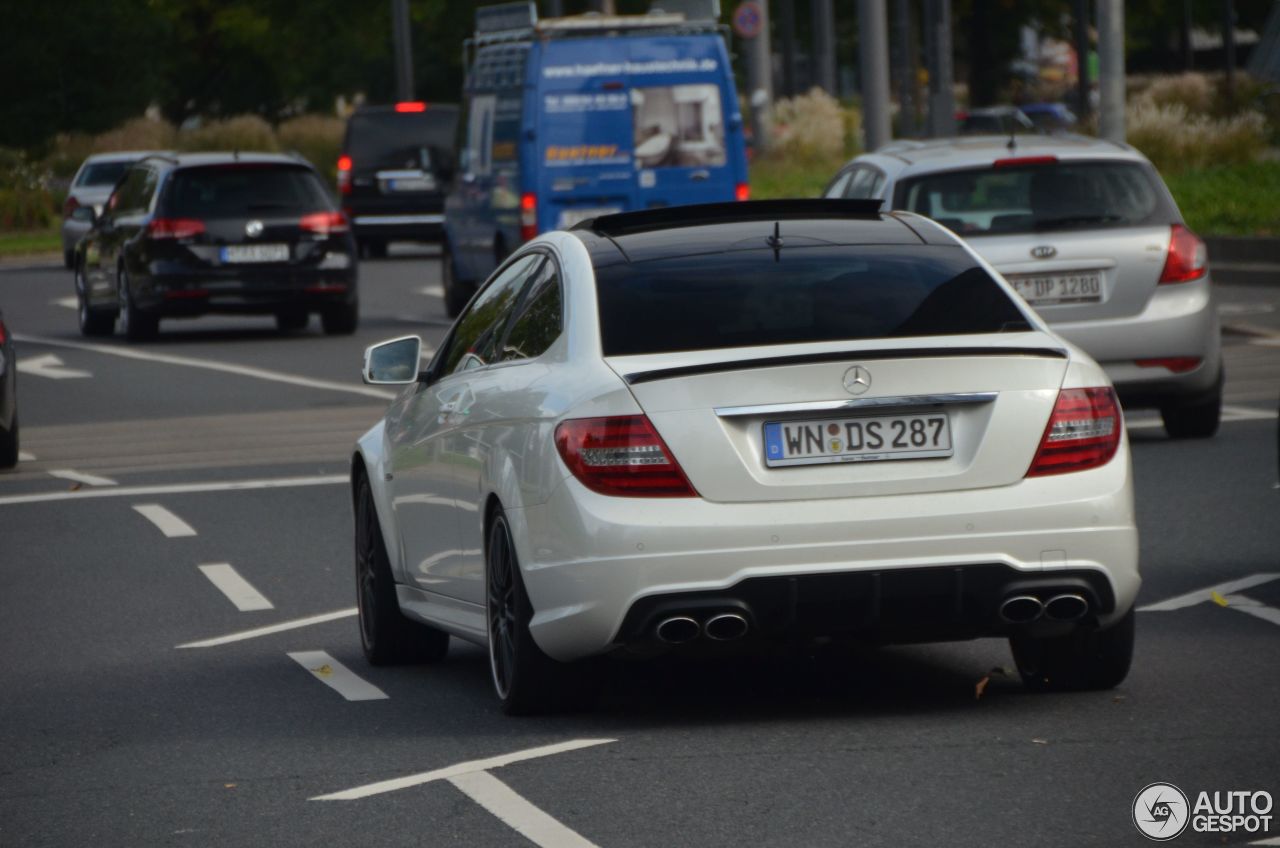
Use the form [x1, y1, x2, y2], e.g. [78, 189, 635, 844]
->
[442, 1, 749, 316]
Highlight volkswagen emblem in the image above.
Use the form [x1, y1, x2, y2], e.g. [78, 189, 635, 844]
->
[842, 365, 872, 395]
[1030, 244, 1057, 259]
[245, 219, 264, 238]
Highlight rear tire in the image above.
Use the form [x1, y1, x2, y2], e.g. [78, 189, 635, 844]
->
[117, 267, 158, 342]
[0, 414, 17, 470]
[355, 474, 449, 665]
[275, 309, 309, 333]
[321, 301, 358, 335]
[441, 242, 474, 319]
[63, 248, 75, 270]
[1161, 369, 1222, 439]
[360, 239, 388, 260]
[1010, 607, 1135, 692]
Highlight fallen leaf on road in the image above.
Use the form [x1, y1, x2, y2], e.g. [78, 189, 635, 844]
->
[312, 664, 333, 677]
[975, 676, 990, 700]
[68, 483, 82, 492]
[1211, 591, 1229, 607]
[224, 784, 236, 789]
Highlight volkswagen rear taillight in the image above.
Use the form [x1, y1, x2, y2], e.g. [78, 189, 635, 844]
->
[1026, 387, 1122, 477]
[300, 211, 349, 235]
[147, 218, 206, 240]
[1158, 224, 1207, 284]
[520, 193, 537, 242]
[554, 415, 697, 497]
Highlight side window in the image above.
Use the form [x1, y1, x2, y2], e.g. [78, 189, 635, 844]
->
[823, 170, 852, 199]
[500, 259, 562, 362]
[441, 253, 542, 375]
[845, 167, 883, 199]
[109, 167, 153, 217]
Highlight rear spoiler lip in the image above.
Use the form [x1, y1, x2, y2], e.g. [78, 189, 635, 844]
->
[621, 345, 1069, 386]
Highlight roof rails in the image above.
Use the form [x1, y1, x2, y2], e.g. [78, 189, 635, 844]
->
[138, 152, 179, 165]
[577, 199, 885, 236]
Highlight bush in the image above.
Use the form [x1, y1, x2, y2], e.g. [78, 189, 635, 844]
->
[1165, 161, 1280, 237]
[177, 115, 278, 153]
[1126, 101, 1267, 174]
[0, 187, 55, 229]
[769, 88, 851, 163]
[92, 116, 177, 153]
[1137, 72, 1214, 115]
[278, 114, 344, 182]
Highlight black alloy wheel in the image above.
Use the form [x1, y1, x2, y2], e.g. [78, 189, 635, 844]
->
[355, 473, 448, 665]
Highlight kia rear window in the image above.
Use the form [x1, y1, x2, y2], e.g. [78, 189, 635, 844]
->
[77, 161, 134, 187]
[345, 111, 457, 170]
[164, 166, 333, 218]
[595, 245, 1030, 357]
[894, 160, 1174, 236]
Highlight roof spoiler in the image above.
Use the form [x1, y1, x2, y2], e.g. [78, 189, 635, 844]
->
[577, 199, 885, 236]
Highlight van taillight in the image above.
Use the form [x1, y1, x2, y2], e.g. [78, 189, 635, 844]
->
[1025, 387, 1122, 477]
[395, 102, 427, 113]
[735, 183, 750, 201]
[520, 193, 537, 242]
[555, 415, 697, 497]
[1158, 224, 1207, 284]
[300, 211, 349, 235]
[337, 155, 353, 196]
[147, 218, 206, 240]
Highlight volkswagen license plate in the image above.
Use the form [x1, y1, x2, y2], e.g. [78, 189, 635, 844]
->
[1006, 270, 1103, 306]
[221, 244, 289, 264]
[764, 413, 953, 467]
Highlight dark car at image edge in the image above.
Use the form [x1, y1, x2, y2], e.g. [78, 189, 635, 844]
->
[72, 152, 358, 341]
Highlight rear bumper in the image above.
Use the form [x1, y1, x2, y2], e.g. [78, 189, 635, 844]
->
[1047, 276, 1222, 406]
[515, 451, 1139, 662]
[125, 263, 357, 316]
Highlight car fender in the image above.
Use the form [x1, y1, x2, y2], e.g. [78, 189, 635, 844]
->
[352, 420, 407, 580]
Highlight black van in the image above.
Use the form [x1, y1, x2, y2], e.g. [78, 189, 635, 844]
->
[338, 103, 459, 258]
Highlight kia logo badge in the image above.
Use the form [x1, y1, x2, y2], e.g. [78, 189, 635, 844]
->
[1031, 245, 1056, 259]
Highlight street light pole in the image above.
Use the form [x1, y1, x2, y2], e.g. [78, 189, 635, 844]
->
[1097, 0, 1125, 143]
[391, 0, 414, 103]
[859, 0, 892, 151]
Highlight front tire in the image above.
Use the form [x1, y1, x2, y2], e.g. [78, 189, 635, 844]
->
[1010, 607, 1135, 692]
[355, 474, 449, 665]
[1161, 369, 1222, 439]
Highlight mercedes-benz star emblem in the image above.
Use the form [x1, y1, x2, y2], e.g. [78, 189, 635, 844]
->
[1030, 244, 1057, 259]
[842, 365, 872, 395]
[245, 220, 264, 238]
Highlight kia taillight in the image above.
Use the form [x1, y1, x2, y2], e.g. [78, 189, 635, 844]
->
[147, 218, 206, 240]
[1135, 357, 1201, 374]
[300, 211, 349, 235]
[993, 155, 1058, 168]
[520, 193, 537, 242]
[735, 182, 750, 201]
[554, 415, 697, 497]
[1026, 388, 1122, 477]
[63, 195, 80, 218]
[337, 155, 353, 196]
[1159, 224, 1207, 284]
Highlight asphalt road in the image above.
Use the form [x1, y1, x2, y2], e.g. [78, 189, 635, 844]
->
[1, 251, 1278, 848]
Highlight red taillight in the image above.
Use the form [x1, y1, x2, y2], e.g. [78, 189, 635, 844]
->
[63, 195, 80, 218]
[520, 193, 537, 242]
[0, 319, 7, 345]
[337, 155, 353, 196]
[1158, 224, 1207, 284]
[1026, 388, 1122, 477]
[1135, 357, 1201, 374]
[147, 218, 206, 240]
[554, 415, 697, 497]
[735, 182, 750, 202]
[993, 155, 1058, 168]
[299, 211, 349, 235]
[395, 101, 427, 113]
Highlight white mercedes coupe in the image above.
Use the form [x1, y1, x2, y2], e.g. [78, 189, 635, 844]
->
[351, 200, 1139, 714]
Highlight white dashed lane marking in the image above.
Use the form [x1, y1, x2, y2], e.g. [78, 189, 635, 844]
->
[132, 503, 197, 537]
[288, 651, 387, 701]
[47, 468, 117, 487]
[176, 608, 356, 649]
[0, 473, 346, 506]
[198, 563, 274, 612]
[449, 770, 601, 848]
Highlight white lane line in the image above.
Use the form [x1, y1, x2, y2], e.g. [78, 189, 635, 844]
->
[1222, 404, 1280, 421]
[448, 770, 600, 848]
[1222, 594, 1280, 628]
[199, 563, 274, 612]
[0, 473, 346, 506]
[48, 468, 117, 487]
[132, 503, 197, 537]
[52, 296, 79, 309]
[288, 650, 387, 701]
[17, 450, 36, 462]
[1139, 573, 1280, 612]
[311, 739, 617, 801]
[1249, 836, 1280, 845]
[16, 353, 92, 380]
[176, 608, 356, 649]
[14, 333, 395, 400]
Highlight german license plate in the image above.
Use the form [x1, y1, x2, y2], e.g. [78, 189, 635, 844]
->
[1006, 270, 1103, 305]
[764, 413, 953, 467]
[386, 177, 433, 192]
[557, 207, 620, 229]
[220, 244, 289, 264]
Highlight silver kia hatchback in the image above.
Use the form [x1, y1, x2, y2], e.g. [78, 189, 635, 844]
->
[826, 135, 1222, 438]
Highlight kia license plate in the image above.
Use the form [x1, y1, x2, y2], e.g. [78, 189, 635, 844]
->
[1006, 270, 1103, 306]
[764, 413, 953, 467]
[221, 244, 289, 264]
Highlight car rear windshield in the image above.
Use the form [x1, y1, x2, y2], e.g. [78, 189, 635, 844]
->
[345, 111, 457, 170]
[594, 245, 1030, 357]
[163, 165, 333, 218]
[893, 160, 1174, 236]
[77, 161, 134, 187]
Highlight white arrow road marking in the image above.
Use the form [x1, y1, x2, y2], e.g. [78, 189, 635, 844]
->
[176, 608, 356, 649]
[288, 651, 387, 701]
[0, 472, 346, 507]
[48, 468, 117, 487]
[311, 738, 617, 801]
[17, 353, 91, 380]
[1139, 574, 1280, 612]
[132, 504, 197, 537]
[52, 296, 79, 309]
[449, 770, 601, 848]
[199, 564, 273, 612]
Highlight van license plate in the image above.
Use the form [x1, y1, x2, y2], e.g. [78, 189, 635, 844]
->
[1006, 271, 1103, 305]
[763, 413, 953, 467]
[221, 244, 289, 264]
[386, 177, 433, 192]
[557, 207, 620, 229]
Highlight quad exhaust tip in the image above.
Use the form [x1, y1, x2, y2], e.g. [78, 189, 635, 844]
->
[704, 612, 749, 641]
[1044, 593, 1089, 622]
[999, 595, 1045, 624]
[655, 616, 700, 644]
